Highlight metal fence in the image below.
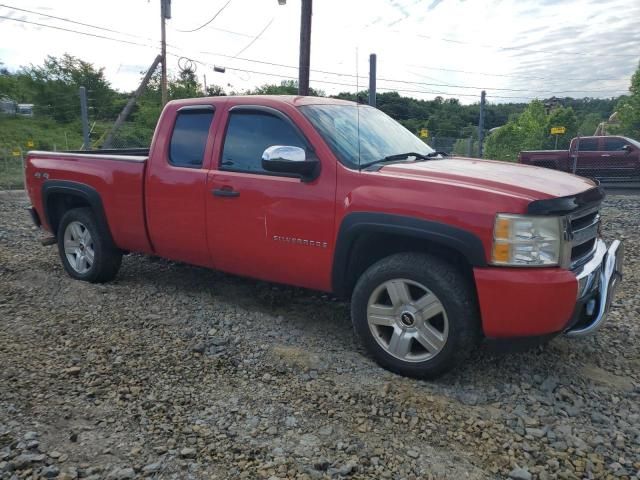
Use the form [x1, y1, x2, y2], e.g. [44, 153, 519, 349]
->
[0, 148, 25, 190]
[429, 136, 479, 157]
[564, 148, 640, 185]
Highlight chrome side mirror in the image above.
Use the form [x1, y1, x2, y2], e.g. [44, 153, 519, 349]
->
[261, 145, 319, 181]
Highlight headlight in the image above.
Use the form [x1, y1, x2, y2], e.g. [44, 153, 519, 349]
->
[491, 214, 562, 266]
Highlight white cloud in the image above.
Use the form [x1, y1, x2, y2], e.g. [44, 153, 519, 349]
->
[0, 0, 638, 104]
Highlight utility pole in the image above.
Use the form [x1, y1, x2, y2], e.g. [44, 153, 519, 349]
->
[368, 53, 377, 107]
[103, 55, 162, 149]
[298, 0, 312, 96]
[79, 86, 90, 150]
[160, 0, 171, 106]
[478, 90, 486, 158]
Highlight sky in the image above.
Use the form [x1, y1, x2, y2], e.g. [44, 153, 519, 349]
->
[0, 0, 639, 104]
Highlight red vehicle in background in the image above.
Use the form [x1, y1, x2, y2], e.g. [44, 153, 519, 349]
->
[24, 95, 624, 379]
[518, 135, 640, 181]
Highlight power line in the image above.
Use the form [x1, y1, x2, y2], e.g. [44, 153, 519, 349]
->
[175, 0, 232, 33]
[0, 15, 153, 49]
[178, 55, 539, 100]
[193, 50, 626, 95]
[1, 5, 631, 94]
[0, 12, 628, 100]
[232, 18, 274, 58]
[0, 3, 155, 42]
[2, 3, 634, 87]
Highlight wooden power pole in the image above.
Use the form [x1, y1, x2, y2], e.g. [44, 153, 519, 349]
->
[160, 0, 171, 106]
[102, 55, 162, 149]
[298, 0, 312, 96]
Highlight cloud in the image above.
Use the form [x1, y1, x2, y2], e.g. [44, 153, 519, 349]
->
[0, 0, 637, 104]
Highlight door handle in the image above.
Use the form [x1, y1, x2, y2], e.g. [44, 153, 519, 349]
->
[212, 188, 240, 198]
[601, 154, 611, 157]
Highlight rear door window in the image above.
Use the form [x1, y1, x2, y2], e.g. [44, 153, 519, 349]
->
[577, 138, 598, 151]
[169, 109, 214, 168]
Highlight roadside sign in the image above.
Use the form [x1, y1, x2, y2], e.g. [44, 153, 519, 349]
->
[550, 126, 566, 135]
[419, 128, 429, 138]
[26, 140, 34, 148]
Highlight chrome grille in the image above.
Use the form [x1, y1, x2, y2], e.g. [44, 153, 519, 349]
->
[569, 205, 600, 268]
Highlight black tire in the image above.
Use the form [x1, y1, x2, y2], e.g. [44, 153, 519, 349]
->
[351, 252, 481, 379]
[57, 207, 122, 283]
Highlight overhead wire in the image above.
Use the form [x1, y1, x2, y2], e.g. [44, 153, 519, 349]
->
[1, 4, 630, 86]
[174, 0, 232, 33]
[231, 18, 275, 58]
[0, 10, 630, 100]
[0, 3, 156, 42]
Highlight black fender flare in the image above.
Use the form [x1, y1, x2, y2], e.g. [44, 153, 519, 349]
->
[332, 212, 487, 296]
[41, 180, 115, 246]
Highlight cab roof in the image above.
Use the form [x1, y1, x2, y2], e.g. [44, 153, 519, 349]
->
[167, 95, 357, 109]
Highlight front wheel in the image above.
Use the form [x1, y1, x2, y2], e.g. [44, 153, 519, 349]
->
[57, 207, 122, 283]
[351, 253, 481, 379]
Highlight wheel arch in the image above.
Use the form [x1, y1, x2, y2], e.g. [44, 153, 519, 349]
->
[332, 213, 487, 298]
[42, 180, 115, 246]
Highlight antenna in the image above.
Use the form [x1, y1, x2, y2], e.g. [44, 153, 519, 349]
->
[356, 48, 361, 168]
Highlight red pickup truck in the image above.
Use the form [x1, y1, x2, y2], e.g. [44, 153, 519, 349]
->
[518, 135, 640, 181]
[25, 95, 624, 379]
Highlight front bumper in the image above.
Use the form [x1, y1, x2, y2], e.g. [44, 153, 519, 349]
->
[564, 239, 624, 336]
[474, 238, 623, 339]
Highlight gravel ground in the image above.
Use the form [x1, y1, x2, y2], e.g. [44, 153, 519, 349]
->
[0, 190, 638, 480]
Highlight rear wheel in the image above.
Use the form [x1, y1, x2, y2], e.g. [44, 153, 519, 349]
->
[351, 253, 480, 379]
[57, 207, 122, 283]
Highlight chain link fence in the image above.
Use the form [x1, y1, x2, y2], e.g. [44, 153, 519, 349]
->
[429, 136, 479, 157]
[567, 141, 640, 185]
[0, 148, 25, 190]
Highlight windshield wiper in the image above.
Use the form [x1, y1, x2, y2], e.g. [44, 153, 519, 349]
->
[360, 151, 444, 171]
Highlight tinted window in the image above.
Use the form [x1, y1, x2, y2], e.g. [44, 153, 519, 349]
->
[577, 138, 598, 151]
[169, 110, 214, 167]
[604, 137, 627, 151]
[221, 111, 305, 173]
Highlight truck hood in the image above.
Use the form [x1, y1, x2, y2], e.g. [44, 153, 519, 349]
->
[379, 157, 595, 200]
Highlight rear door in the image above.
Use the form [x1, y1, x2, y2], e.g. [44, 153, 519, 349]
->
[206, 104, 336, 291]
[145, 105, 218, 267]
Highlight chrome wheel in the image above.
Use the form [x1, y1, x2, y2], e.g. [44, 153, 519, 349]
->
[63, 221, 94, 274]
[367, 278, 449, 362]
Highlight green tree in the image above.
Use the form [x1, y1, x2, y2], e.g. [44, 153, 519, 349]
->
[545, 106, 577, 149]
[615, 62, 640, 139]
[22, 54, 120, 122]
[484, 100, 548, 161]
[578, 113, 603, 136]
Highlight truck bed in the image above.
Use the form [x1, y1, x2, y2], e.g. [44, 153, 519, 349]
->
[25, 150, 152, 254]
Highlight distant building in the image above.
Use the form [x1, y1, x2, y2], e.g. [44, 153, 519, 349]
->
[0, 98, 34, 116]
[16, 104, 34, 116]
[0, 97, 16, 115]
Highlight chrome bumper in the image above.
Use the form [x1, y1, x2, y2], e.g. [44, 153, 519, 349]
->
[565, 239, 624, 337]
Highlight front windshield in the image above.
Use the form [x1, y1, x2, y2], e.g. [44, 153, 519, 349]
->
[300, 104, 434, 168]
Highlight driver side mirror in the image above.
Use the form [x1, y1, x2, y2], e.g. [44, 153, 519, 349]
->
[622, 144, 633, 153]
[262, 145, 320, 182]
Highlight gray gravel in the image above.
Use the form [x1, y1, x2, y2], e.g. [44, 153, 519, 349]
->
[0, 190, 639, 479]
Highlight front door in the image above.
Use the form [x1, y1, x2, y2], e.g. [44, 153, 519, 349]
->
[145, 105, 218, 267]
[206, 105, 336, 291]
[600, 137, 638, 178]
